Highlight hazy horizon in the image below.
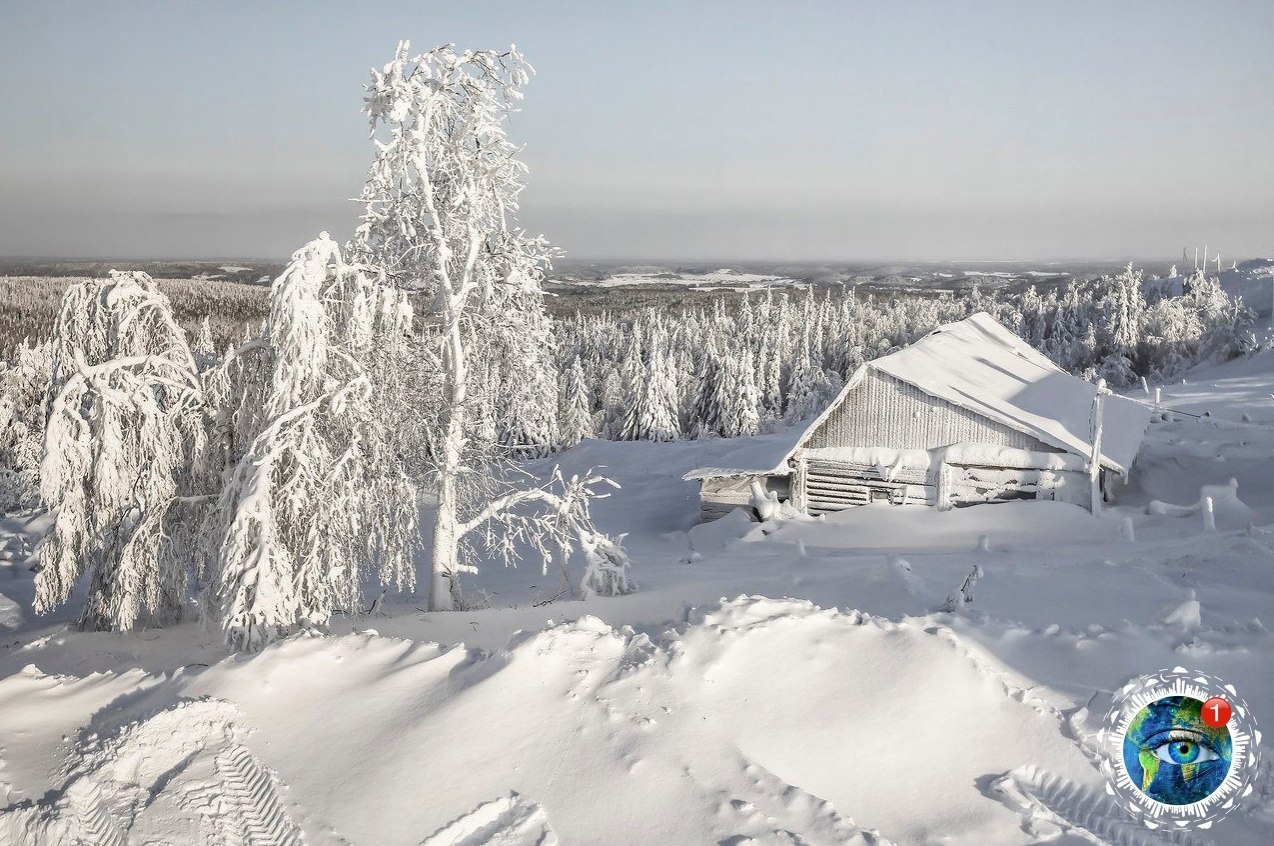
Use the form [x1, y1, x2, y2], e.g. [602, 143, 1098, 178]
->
[3, 1, 1271, 262]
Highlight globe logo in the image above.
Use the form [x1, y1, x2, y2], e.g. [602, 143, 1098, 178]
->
[1122, 696, 1231, 805]
[1100, 668, 1261, 832]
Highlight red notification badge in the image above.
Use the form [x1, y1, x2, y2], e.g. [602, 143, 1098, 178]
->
[1202, 696, 1232, 728]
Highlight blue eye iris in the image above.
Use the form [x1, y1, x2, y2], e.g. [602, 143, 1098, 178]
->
[1151, 734, 1220, 765]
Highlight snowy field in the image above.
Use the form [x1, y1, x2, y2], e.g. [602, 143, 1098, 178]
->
[554, 268, 805, 290]
[3, 348, 1274, 844]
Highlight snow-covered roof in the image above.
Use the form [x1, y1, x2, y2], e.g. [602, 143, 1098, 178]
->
[861, 313, 1151, 473]
[681, 432, 806, 480]
[684, 312, 1153, 481]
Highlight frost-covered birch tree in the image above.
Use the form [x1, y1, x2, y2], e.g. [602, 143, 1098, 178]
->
[36, 272, 206, 631]
[353, 42, 631, 610]
[206, 234, 418, 651]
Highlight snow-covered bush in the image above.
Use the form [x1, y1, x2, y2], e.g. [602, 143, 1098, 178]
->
[36, 272, 207, 631]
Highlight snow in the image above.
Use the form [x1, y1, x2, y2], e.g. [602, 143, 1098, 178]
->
[218, 265, 253, 274]
[2, 337, 1274, 843]
[804, 445, 933, 479]
[941, 442, 1086, 470]
[803, 443, 1086, 472]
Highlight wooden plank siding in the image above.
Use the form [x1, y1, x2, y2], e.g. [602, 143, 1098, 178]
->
[795, 369, 1070, 516]
[694, 367, 1094, 522]
[804, 455, 934, 514]
[805, 369, 1055, 453]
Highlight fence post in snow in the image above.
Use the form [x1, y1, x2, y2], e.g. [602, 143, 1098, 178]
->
[1121, 517, 1136, 542]
[1089, 378, 1107, 516]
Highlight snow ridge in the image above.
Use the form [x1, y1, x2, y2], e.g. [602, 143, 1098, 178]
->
[419, 792, 557, 846]
[713, 756, 895, 846]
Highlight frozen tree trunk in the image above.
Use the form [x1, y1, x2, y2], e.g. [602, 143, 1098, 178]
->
[431, 300, 467, 611]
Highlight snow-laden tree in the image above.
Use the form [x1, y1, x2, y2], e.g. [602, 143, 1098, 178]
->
[784, 330, 835, 424]
[597, 365, 624, 438]
[560, 354, 594, 447]
[493, 293, 561, 458]
[620, 341, 680, 442]
[191, 315, 217, 371]
[690, 343, 726, 438]
[757, 331, 783, 423]
[353, 42, 631, 610]
[720, 349, 761, 438]
[36, 272, 206, 631]
[205, 234, 419, 651]
[0, 339, 53, 514]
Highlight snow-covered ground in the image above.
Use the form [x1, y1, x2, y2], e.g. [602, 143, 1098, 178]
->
[3, 351, 1274, 844]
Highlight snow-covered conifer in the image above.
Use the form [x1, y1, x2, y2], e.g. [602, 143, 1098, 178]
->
[560, 354, 594, 447]
[720, 349, 761, 438]
[620, 342, 680, 442]
[191, 316, 217, 370]
[784, 330, 834, 424]
[757, 332, 783, 423]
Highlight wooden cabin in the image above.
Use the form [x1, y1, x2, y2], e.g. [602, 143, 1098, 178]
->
[686, 313, 1153, 520]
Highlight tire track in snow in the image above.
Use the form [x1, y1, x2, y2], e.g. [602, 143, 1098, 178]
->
[212, 743, 305, 846]
[64, 778, 126, 846]
[0, 698, 307, 846]
[989, 765, 1205, 846]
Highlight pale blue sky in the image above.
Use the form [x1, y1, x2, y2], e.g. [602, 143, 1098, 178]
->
[2, 0, 1271, 261]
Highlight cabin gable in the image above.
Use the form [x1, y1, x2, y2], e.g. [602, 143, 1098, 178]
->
[804, 369, 1055, 453]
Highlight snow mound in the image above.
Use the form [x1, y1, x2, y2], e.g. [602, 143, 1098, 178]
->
[420, 792, 557, 846]
[687, 507, 755, 553]
[1159, 590, 1203, 630]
